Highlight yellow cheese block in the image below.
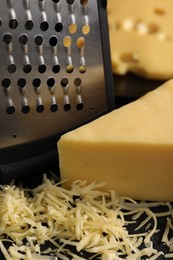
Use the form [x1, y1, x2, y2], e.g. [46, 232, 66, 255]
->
[58, 80, 173, 201]
[108, 0, 173, 80]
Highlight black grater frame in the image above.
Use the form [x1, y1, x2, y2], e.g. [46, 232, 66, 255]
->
[0, 0, 114, 184]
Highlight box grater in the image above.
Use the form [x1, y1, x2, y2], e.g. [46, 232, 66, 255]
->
[0, 0, 114, 183]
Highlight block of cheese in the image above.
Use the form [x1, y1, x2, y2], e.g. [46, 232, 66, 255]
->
[108, 0, 173, 80]
[58, 80, 173, 202]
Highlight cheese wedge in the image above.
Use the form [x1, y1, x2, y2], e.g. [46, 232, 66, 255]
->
[108, 0, 173, 80]
[58, 80, 173, 201]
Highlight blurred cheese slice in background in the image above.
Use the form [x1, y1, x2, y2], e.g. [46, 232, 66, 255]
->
[58, 80, 173, 202]
[108, 0, 173, 80]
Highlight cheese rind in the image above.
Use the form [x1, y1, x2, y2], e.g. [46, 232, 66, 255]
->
[58, 80, 173, 201]
[108, 0, 173, 80]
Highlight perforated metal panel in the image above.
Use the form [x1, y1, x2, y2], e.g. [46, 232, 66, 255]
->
[0, 0, 114, 150]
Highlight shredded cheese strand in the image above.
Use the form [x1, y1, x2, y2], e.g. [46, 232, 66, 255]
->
[0, 174, 172, 259]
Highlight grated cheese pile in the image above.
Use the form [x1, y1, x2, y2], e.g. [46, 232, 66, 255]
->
[0, 174, 173, 260]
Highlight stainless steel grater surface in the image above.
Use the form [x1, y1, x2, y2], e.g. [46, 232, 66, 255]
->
[0, 0, 114, 182]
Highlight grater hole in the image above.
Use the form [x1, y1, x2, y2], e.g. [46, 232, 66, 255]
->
[66, 64, 74, 73]
[74, 78, 82, 87]
[80, 0, 88, 5]
[47, 77, 55, 88]
[40, 21, 49, 31]
[79, 65, 86, 73]
[34, 35, 44, 46]
[82, 24, 90, 35]
[52, 0, 60, 2]
[22, 105, 30, 114]
[3, 33, 12, 45]
[66, 0, 75, 4]
[25, 20, 34, 30]
[38, 64, 47, 73]
[52, 64, 61, 73]
[33, 78, 41, 88]
[64, 104, 71, 111]
[18, 78, 26, 88]
[9, 19, 18, 29]
[8, 64, 17, 73]
[77, 103, 84, 111]
[6, 106, 15, 114]
[23, 64, 32, 73]
[77, 37, 85, 48]
[61, 78, 69, 87]
[63, 36, 72, 47]
[19, 34, 28, 45]
[55, 22, 63, 32]
[49, 36, 58, 46]
[2, 78, 11, 88]
[69, 24, 77, 34]
[50, 104, 58, 112]
[36, 104, 44, 113]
